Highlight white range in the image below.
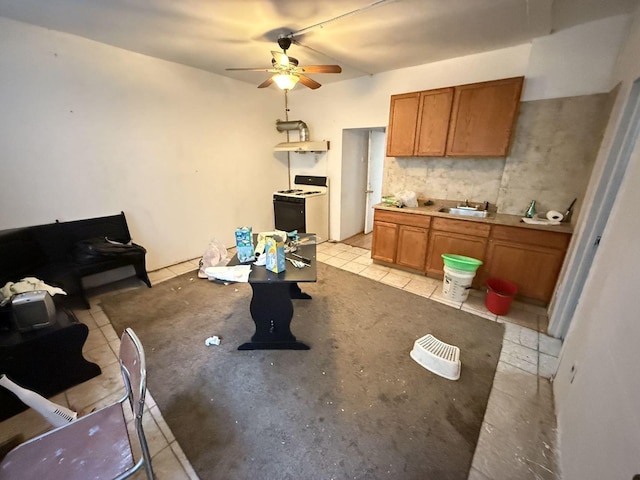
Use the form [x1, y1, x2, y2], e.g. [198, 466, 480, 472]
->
[273, 175, 329, 243]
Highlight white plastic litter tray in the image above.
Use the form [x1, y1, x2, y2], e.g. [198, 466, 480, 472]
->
[410, 334, 461, 381]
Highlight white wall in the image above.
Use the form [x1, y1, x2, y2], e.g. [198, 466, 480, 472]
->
[524, 15, 630, 101]
[553, 6, 640, 480]
[287, 15, 628, 240]
[0, 17, 285, 270]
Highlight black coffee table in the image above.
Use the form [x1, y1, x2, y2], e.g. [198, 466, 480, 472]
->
[227, 234, 317, 350]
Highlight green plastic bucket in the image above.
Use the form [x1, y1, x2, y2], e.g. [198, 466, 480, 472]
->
[441, 254, 483, 272]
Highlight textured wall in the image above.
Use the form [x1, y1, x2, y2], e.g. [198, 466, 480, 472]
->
[498, 92, 616, 217]
[383, 92, 615, 218]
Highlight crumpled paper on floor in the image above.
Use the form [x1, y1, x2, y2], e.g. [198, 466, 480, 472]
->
[204, 265, 251, 283]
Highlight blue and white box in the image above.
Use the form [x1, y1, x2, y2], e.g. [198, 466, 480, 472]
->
[235, 226, 255, 263]
[265, 235, 286, 273]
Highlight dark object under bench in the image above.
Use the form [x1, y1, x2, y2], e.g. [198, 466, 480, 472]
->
[0, 307, 102, 422]
[0, 211, 152, 309]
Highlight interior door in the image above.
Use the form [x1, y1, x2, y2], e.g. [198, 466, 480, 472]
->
[364, 129, 386, 234]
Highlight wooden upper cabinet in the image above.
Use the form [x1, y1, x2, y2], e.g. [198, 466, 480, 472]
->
[386, 77, 524, 158]
[415, 88, 454, 156]
[446, 76, 524, 157]
[387, 89, 454, 157]
[386, 92, 421, 156]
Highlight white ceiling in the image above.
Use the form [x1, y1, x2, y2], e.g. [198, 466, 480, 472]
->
[0, 0, 637, 89]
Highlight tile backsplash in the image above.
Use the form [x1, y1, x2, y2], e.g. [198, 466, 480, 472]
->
[383, 90, 616, 220]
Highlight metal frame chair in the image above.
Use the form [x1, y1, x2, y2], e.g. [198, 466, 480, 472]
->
[0, 328, 155, 479]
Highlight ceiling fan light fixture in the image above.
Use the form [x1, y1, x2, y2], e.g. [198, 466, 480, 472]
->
[273, 74, 299, 90]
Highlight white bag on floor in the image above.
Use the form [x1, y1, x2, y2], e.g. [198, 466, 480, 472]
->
[198, 239, 228, 278]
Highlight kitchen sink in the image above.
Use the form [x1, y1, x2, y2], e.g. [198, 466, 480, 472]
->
[438, 207, 489, 218]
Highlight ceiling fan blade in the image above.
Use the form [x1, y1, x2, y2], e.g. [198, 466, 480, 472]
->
[298, 75, 321, 90]
[226, 67, 276, 72]
[301, 65, 342, 74]
[271, 51, 289, 67]
[257, 77, 274, 89]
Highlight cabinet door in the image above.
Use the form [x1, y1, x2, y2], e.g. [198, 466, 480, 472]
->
[396, 225, 429, 271]
[415, 88, 454, 156]
[484, 239, 566, 303]
[425, 230, 488, 281]
[446, 76, 524, 157]
[386, 92, 420, 156]
[371, 221, 399, 263]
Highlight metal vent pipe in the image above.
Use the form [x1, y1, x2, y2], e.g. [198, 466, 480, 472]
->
[275, 120, 309, 141]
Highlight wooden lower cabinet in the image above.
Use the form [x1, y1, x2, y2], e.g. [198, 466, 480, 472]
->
[426, 231, 488, 278]
[484, 226, 571, 304]
[396, 225, 429, 270]
[371, 209, 571, 305]
[371, 220, 398, 264]
[425, 218, 490, 285]
[372, 210, 430, 270]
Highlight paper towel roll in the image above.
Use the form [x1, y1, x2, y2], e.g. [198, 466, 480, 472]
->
[546, 210, 564, 222]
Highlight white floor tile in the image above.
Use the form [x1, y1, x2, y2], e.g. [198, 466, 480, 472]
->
[168, 261, 198, 275]
[504, 323, 539, 350]
[352, 254, 374, 266]
[148, 268, 175, 284]
[539, 334, 563, 357]
[539, 353, 559, 379]
[403, 279, 438, 298]
[379, 272, 411, 289]
[358, 266, 389, 282]
[335, 250, 361, 261]
[316, 252, 332, 262]
[340, 261, 368, 274]
[323, 256, 350, 268]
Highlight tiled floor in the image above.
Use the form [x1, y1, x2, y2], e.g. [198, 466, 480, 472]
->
[1, 240, 561, 479]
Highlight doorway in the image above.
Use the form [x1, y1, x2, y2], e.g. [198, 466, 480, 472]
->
[340, 128, 386, 241]
[549, 78, 640, 339]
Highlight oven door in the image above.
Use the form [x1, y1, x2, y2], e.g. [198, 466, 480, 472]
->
[273, 195, 306, 232]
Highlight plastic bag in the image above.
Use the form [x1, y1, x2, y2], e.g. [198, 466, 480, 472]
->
[395, 190, 418, 208]
[198, 239, 228, 278]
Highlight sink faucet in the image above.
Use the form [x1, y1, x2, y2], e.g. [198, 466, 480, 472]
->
[464, 199, 469, 207]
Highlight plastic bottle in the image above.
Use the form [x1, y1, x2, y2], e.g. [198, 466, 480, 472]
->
[525, 200, 536, 218]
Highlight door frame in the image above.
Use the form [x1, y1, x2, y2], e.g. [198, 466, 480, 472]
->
[549, 79, 640, 338]
[364, 129, 386, 234]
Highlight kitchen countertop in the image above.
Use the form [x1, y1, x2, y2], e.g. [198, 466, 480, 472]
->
[374, 200, 574, 234]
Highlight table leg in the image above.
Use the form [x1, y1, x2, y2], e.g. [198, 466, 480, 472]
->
[290, 283, 312, 299]
[238, 283, 310, 350]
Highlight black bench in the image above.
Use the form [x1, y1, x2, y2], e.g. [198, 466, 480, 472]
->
[0, 211, 151, 309]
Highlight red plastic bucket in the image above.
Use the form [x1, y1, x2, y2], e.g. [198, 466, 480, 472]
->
[485, 278, 518, 315]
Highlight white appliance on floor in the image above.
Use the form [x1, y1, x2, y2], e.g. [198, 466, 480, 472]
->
[273, 175, 329, 243]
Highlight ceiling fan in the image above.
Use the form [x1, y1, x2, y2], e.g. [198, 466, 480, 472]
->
[225, 36, 342, 90]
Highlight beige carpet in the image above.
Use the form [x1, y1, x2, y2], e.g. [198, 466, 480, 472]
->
[101, 263, 504, 479]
